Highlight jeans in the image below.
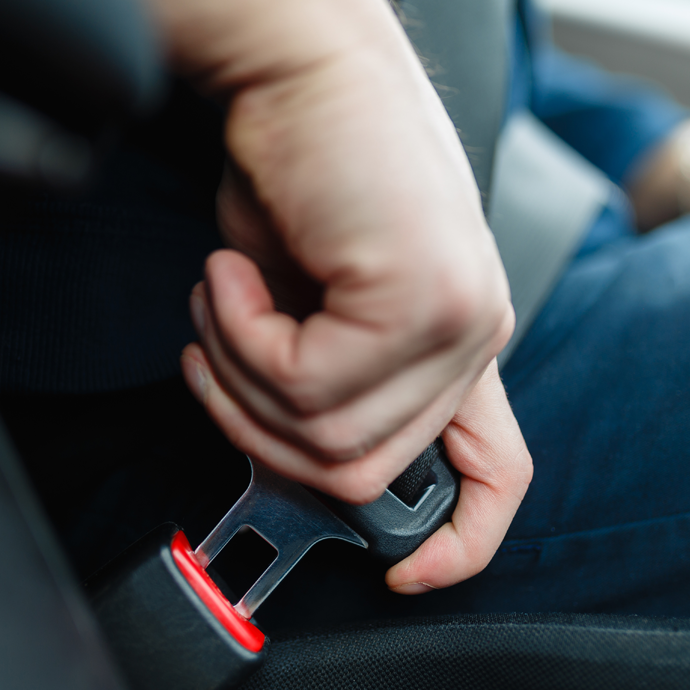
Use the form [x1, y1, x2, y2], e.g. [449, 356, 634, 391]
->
[492, 216, 690, 616]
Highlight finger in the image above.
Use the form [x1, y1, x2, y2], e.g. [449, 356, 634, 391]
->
[202, 248, 504, 416]
[192, 265, 510, 461]
[180, 341, 478, 504]
[216, 162, 324, 318]
[181, 342, 393, 502]
[385, 361, 532, 592]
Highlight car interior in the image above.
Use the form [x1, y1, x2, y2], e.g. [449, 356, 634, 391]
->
[2, 0, 690, 688]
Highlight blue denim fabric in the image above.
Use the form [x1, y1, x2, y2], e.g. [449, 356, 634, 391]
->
[480, 6, 690, 615]
[490, 217, 690, 615]
[576, 188, 636, 259]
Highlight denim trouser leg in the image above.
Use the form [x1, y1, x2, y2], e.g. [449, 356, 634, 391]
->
[484, 218, 690, 615]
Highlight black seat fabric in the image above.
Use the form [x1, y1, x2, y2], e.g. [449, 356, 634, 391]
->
[240, 613, 690, 690]
[0, 421, 126, 690]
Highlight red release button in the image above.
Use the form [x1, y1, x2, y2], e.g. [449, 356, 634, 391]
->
[171, 530, 265, 653]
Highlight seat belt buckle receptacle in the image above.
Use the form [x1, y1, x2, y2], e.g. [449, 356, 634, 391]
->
[84, 457, 366, 690]
[85, 523, 267, 690]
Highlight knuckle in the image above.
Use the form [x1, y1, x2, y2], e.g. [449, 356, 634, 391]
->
[493, 445, 533, 502]
[323, 472, 388, 505]
[460, 534, 494, 575]
[428, 263, 513, 352]
[305, 420, 372, 463]
[277, 380, 327, 415]
[493, 302, 516, 354]
[472, 286, 514, 345]
[514, 448, 534, 493]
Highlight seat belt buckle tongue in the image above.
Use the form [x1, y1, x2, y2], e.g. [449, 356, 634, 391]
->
[195, 456, 367, 620]
[84, 456, 367, 690]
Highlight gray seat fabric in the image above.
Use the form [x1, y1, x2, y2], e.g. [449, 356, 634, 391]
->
[398, 0, 512, 212]
[491, 112, 612, 364]
[401, 0, 611, 364]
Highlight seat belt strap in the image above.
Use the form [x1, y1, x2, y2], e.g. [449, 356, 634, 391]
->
[490, 110, 614, 365]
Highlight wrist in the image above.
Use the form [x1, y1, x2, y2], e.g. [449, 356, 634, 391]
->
[627, 120, 690, 232]
[675, 125, 690, 216]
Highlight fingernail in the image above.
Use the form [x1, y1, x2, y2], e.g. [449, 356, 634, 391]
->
[389, 582, 437, 595]
[181, 355, 208, 404]
[190, 294, 206, 335]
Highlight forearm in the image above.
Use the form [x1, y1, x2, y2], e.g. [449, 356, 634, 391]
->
[145, 0, 421, 97]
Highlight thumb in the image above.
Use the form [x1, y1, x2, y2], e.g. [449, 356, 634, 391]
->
[385, 361, 532, 592]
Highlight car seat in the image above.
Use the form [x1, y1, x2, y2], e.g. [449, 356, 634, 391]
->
[2, 0, 690, 689]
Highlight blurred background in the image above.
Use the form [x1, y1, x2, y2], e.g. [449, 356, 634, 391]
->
[536, 0, 690, 106]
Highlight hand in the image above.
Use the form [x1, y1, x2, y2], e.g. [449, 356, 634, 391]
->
[147, 0, 525, 585]
[386, 360, 532, 593]
[627, 120, 690, 232]
[183, 343, 532, 589]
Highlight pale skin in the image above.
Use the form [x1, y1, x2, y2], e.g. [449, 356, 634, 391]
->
[144, 0, 533, 593]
